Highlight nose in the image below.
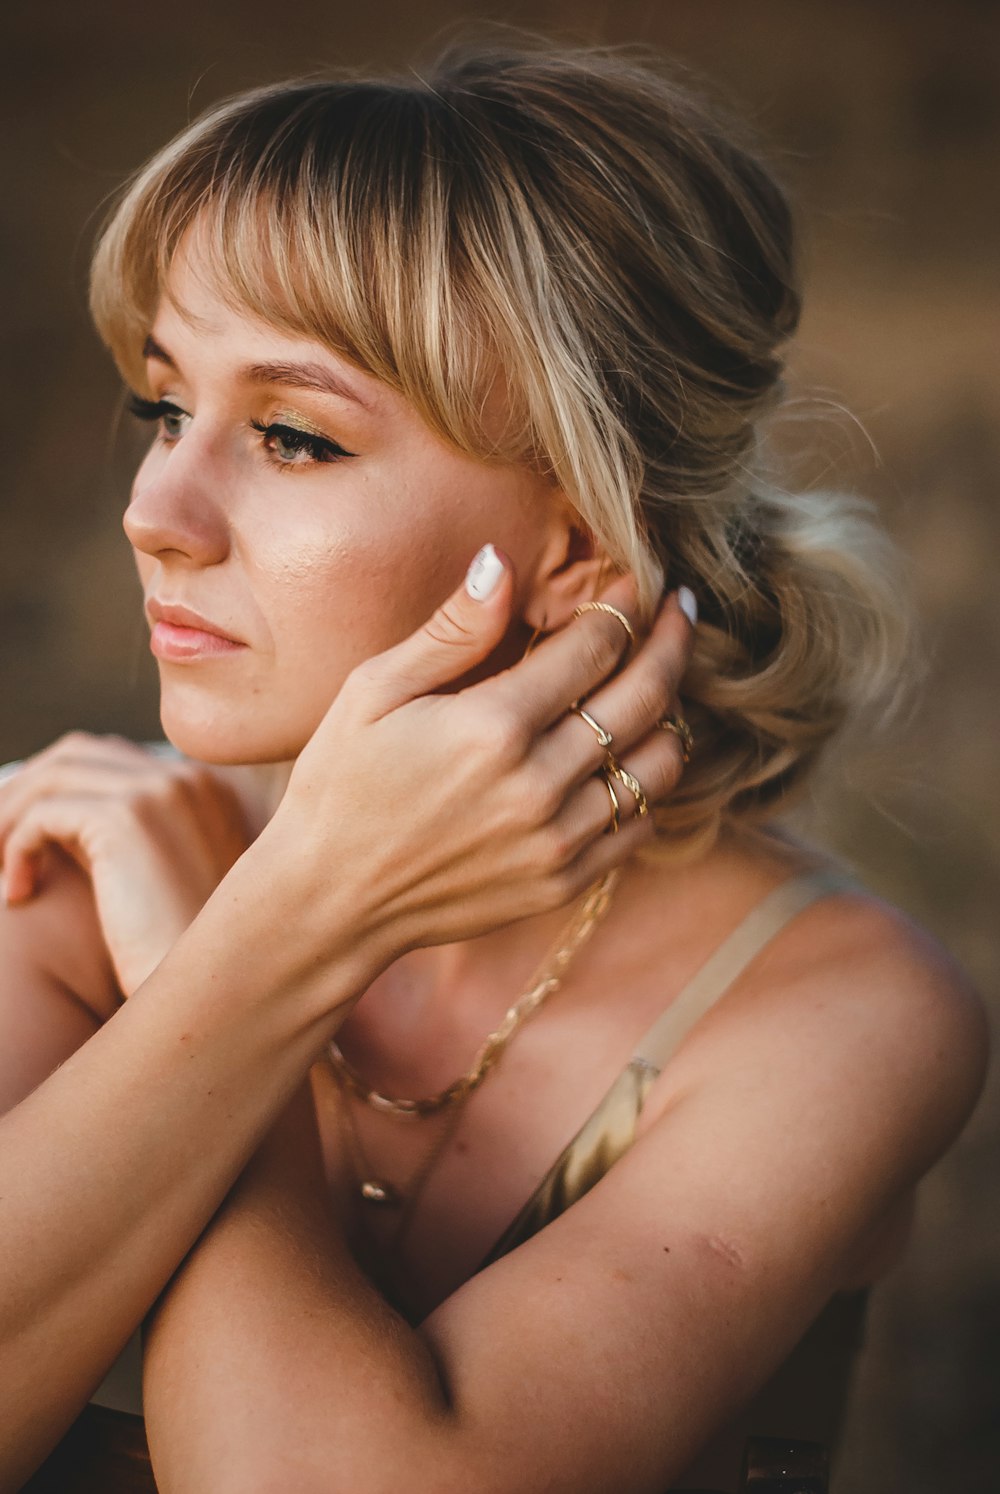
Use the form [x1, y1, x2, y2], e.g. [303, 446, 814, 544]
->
[124, 438, 231, 567]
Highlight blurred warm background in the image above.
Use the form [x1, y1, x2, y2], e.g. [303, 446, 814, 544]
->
[1, 2, 997, 1488]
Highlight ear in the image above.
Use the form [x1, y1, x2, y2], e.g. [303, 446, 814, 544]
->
[520, 503, 619, 632]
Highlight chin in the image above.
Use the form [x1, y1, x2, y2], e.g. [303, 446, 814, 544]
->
[159, 699, 312, 766]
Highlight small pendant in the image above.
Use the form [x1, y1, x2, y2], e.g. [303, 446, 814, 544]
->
[359, 1178, 402, 1206]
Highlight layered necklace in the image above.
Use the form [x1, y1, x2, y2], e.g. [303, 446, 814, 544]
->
[327, 867, 621, 1266]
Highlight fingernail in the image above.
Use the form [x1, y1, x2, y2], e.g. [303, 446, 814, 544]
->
[677, 587, 698, 628]
[465, 543, 505, 601]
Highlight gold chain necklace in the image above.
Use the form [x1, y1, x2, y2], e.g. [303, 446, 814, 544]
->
[327, 867, 621, 1121]
[327, 867, 622, 1221]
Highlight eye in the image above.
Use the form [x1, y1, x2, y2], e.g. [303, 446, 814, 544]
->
[250, 419, 355, 468]
[126, 393, 190, 441]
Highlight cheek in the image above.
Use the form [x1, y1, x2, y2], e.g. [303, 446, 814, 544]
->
[254, 482, 487, 663]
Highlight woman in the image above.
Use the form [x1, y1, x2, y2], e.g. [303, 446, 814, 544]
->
[0, 40, 986, 1494]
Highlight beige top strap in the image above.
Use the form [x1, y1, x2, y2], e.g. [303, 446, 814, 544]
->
[633, 865, 858, 1071]
[479, 863, 858, 1270]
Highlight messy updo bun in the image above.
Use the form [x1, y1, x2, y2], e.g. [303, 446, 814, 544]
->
[89, 37, 912, 855]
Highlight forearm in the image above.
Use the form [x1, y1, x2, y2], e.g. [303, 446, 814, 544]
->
[0, 852, 382, 1489]
[142, 1085, 457, 1494]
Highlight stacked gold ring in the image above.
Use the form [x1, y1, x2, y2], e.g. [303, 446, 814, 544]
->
[601, 771, 622, 834]
[656, 713, 694, 762]
[605, 757, 649, 817]
[570, 699, 648, 835]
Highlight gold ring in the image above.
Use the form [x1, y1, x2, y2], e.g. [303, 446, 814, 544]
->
[600, 767, 621, 834]
[606, 756, 649, 817]
[656, 713, 693, 763]
[572, 601, 638, 655]
[570, 703, 614, 750]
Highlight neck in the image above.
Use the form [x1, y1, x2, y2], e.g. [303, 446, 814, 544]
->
[392, 820, 805, 1018]
[209, 757, 295, 836]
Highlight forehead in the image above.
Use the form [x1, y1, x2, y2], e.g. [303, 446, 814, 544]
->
[150, 231, 389, 412]
[144, 213, 523, 457]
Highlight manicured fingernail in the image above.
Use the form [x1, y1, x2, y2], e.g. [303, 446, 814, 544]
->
[465, 543, 505, 601]
[677, 587, 698, 628]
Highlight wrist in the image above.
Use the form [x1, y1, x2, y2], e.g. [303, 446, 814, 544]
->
[192, 822, 396, 1037]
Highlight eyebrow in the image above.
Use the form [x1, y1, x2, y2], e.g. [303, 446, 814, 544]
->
[142, 334, 376, 412]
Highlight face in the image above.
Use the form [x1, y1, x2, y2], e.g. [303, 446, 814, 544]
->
[125, 234, 567, 764]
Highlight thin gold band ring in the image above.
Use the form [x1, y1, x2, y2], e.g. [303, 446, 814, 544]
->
[571, 703, 614, 750]
[600, 769, 621, 834]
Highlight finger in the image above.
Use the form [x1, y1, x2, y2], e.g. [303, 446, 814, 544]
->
[12, 731, 155, 776]
[541, 810, 656, 913]
[534, 726, 687, 868]
[0, 844, 37, 904]
[0, 758, 166, 856]
[0, 738, 162, 845]
[2, 799, 102, 903]
[352, 544, 516, 718]
[533, 588, 696, 786]
[479, 572, 641, 737]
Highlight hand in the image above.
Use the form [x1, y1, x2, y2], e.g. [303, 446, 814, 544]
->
[259, 548, 696, 972]
[0, 736, 251, 996]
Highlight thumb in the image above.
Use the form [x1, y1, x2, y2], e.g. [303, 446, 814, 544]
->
[362, 543, 515, 716]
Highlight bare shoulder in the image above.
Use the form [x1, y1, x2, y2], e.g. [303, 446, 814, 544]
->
[784, 886, 985, 1141]
[1, 849, 121, 1023]
[676, 877, 989, 1185]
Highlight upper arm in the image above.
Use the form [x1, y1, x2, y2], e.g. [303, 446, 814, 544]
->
[0, 851, 121, 1114]
[420, 894, 988, 1493]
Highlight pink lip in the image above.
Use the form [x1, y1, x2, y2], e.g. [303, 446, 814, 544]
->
[146, 599, 246, 662]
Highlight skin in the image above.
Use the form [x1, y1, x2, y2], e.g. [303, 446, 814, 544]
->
[0, 233, 988, 1493]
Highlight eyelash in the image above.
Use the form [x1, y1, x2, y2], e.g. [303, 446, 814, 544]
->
[125, 393, 356, 468]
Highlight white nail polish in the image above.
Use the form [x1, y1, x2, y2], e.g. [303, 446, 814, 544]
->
[465, 543, 505, 601]
[678, 586, 698, 627]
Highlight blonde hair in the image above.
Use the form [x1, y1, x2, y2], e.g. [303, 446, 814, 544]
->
[90, 39, 912, 855]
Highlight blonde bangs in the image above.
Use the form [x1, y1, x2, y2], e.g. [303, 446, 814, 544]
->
[91, 85, 508, 441]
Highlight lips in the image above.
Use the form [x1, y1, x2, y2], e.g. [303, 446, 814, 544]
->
[146, 598, 247, 661]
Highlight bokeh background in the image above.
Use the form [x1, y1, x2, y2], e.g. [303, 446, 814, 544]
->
[2, 2, 997, 1489]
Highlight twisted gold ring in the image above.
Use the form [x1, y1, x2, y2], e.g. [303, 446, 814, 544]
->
[606, 756, 649, 817]
[572, 601, 638, 655]
[656, 713, 694, 763]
